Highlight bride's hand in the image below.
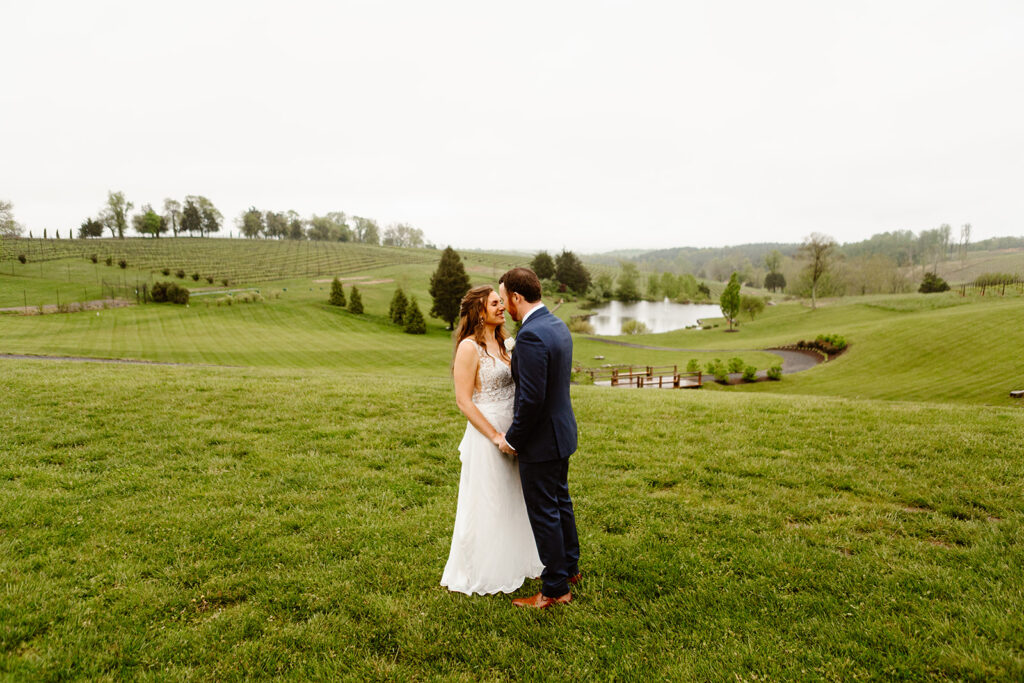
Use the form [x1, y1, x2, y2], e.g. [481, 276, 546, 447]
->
[494, 433, 517, 456]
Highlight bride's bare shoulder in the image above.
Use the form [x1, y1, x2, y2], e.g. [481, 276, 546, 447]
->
[455, 338, 481, 359]
[457, 338, 481, 350]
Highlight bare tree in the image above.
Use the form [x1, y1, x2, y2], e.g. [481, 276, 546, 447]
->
[799, 233, 836, 309]
[163, 199, 182, 237]
[938, 223, 952, 265]
[0, 199, 24, 237]
[960, 223, 971, 262]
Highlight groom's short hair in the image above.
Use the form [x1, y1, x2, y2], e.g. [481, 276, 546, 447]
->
[500, 267, 542, 303]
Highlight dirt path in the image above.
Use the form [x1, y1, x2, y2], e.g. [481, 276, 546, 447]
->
[0, 353, 232, 367]
[583, 336, 823, 375]
[0, 298, 134, 314]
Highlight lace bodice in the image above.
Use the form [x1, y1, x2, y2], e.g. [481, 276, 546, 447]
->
[472, 344, 515, 406]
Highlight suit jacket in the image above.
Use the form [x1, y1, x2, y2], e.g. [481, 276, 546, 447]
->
[505, 306, 578, 463]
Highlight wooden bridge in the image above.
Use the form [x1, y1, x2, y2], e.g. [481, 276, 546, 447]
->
[583, 364, 702, 389]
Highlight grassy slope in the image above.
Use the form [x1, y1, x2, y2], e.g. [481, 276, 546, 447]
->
[931, 248, 1024, 284]
[594, 292, 1024, 406]
[0, 238, 521, 309]
[2, 361, 1022, 680]
[4, 263, 1023, 404]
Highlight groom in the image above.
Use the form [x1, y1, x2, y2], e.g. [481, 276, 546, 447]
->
[496, 267, 581, 609]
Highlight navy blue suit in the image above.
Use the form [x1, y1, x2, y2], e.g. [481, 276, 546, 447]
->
[506, 306, 580, 597]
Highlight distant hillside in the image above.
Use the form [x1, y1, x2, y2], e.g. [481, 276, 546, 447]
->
[585, 242, 798, 280]
[586, 233, 1024, 283]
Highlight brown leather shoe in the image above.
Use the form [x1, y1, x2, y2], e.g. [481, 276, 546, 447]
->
[512, 591, 571, 609]
[569, 573, 582, 585]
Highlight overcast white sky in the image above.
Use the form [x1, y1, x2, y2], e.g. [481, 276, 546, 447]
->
[2, 1, 1022, 252]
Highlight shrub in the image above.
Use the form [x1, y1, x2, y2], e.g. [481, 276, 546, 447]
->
[686, 358, 701, 373]
[742, 365, 757, 382]
[161, 268, 170, 276]
[17, 254, 26, 264]
[151, 281, 190, 305]
[118, 259, 127, 269]
[90, 254, 98, 264]
[796, 334, 848, 355]
[191, 272, 200, 281]
[621, 320, 649, 335]
[705, 359, 729, 382]
[389, 287, 408, 324]
[767, 365, 783, 380]
[221, 278, 230, 287]
[328, 277, 346, 307]
[728, 357, 745, 374]
[919, 271, 950, 293]
[233, 292, 263, 304]
[569, 317, 595, 334]
[176, 269, 185, 279]
[814, 333, 848, 353]
[169, 283, 190, 305]
[404, 296, 426, 334]
[348, 286, 363, 314]
[713, 363, 729, 383]
[105, 256, 112, 266]
[571, 369, 595, 385]
[206, 276, 214, 284]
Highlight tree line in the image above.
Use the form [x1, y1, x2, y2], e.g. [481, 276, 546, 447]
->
[1, 193, 430, 247]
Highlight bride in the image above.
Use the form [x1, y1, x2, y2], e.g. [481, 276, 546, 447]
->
[441, 285, 544, 595]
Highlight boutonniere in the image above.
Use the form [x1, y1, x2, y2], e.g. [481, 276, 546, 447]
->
[504, 337, 516, 354]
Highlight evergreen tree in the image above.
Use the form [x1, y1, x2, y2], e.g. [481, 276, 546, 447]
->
[919, 272, 950, 293]
[389, 286, 408, 324]
[181, 199, 202, 236]
[328, 277, 346, 306]
[404, 296, 426, 334]
[720, 272, 741, 331]
[530, 251, 556, 280]
[429, 246, 471, 329]
[555, 249, 591, 294]
[348, 285, 364, 314]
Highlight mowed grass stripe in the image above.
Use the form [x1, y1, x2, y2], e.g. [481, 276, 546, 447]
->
[1, 361, 1021, 679]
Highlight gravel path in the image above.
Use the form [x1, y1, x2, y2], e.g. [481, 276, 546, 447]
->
[0, 353, 231, 367]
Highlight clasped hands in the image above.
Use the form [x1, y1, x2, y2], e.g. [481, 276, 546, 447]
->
[493, 432, 517, 456]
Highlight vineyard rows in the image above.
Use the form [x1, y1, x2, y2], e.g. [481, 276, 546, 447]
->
[0, 238, 443, 283]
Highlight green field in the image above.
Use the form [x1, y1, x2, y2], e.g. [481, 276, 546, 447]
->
[2, 240, 1023, 679]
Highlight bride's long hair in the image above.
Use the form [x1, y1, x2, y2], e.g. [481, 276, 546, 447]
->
[452, 285, 510, 368]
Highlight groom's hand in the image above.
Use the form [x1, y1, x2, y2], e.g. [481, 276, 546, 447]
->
[494, 432, 517, 456]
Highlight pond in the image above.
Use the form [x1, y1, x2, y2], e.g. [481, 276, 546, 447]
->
[585, 299, 723, 335]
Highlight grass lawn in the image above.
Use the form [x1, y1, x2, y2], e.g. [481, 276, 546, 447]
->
[2, 361, 1022, 680]
[3, 241, 1024, 679]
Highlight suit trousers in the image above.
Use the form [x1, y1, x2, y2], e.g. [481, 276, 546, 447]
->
[518, 457, 580, 598]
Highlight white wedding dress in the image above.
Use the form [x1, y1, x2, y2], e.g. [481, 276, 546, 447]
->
[441, 345, 544, 595]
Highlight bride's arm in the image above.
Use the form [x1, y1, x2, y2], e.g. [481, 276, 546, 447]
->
[453, 340, 505, 448]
